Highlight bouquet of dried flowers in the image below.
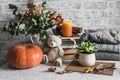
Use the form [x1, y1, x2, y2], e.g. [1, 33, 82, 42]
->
[2, 1, 63, 42]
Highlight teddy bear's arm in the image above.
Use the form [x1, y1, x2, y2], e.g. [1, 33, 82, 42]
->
[43, 47, 50, 54]
[58, 46, 64, 57]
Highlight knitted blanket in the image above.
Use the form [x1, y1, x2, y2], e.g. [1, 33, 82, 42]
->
[95, 51, 120, 60]
[94, 43, 120, 54]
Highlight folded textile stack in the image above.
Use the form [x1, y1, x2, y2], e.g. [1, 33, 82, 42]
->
[80, 27, 120, 60]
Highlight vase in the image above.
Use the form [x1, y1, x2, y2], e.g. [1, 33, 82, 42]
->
[78, 53, 96, 66]
[30, 34, 46, 49]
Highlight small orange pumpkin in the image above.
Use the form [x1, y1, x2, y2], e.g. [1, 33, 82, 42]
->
[7, 44, 43, 69]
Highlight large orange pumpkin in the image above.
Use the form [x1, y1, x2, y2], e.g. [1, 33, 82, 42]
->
[7, 44, 43, 69]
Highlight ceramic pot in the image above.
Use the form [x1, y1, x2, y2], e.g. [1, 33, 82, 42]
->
[78, 53, 96, 66]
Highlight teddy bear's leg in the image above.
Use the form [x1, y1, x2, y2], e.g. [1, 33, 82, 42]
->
[54, 57, 62, 67]
[42, 55, 49, 63]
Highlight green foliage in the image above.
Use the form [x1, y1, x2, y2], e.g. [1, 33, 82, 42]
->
[77, 41, 98, 54]
[2, 1, 63, 42]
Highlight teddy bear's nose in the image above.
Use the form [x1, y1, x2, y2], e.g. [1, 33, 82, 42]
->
[51, 43, 53, 46]
[50, 42, 56, 47]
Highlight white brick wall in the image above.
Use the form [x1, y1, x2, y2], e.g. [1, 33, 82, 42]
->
[1, 0, 120, 29]
[43, 0, 120, 29]
[0, 0, 120, 65]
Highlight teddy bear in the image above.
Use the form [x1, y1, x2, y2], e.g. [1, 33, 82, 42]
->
[43, 35, 64, 66]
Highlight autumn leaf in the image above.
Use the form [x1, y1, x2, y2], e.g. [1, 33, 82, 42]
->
[27, 2, 35, 9]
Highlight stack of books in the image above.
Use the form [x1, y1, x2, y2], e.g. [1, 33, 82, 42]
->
[61, 37, 79, 60]
[63, 48, 77, 60]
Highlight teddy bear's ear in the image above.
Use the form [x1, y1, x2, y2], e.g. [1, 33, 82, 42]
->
[57, 35, 62, 38]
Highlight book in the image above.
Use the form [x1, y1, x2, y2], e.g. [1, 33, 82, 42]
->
[64, 48, 77, 54]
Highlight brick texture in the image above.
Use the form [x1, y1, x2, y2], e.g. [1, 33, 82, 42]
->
[0, 0, 120, 64]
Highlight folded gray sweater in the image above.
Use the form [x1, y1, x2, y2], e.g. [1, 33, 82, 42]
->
[81, 27, 120, 44]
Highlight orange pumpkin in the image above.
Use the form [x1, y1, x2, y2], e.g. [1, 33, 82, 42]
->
[7, 44, 43, 69]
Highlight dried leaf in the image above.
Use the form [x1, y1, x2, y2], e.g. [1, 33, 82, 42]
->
[51, 16, 63, 25]
[21, 11, 27, 16]
[55, 16, 64, 24]
[51, 12, 59, 19]
[35, 4, 43, 15]
[95, 63, 104, 69]
[27, 2, 35, 8]
[48, 67, 56, 72]
[35, 4, 42, 10]
[85, 67, 92, 73]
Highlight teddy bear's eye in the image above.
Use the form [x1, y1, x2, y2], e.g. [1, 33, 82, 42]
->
[50, 40, 56, 43]
[53, 40, 57, 42]
[50, 40, 52, 42]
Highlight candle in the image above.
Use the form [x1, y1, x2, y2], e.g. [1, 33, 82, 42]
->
[62, 20, 72, 37]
